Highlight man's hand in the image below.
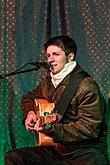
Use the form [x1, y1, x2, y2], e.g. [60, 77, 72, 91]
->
[33, 113, 57, 132]
[34, 113, 62, 132]
[34, 120, 44, 132]
[25, 111, 37, 131]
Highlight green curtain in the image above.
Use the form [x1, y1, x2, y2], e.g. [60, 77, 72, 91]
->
[0, 0, 109, 164]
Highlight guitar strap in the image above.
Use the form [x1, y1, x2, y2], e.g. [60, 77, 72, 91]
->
[53, 70, 89, 121]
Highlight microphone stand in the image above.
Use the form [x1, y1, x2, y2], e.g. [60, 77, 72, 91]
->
[0, 63, 43, 79]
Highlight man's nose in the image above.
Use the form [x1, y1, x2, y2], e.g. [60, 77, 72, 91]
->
[48, 55, 55, 63]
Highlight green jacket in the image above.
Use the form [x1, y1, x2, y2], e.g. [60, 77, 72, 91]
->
[21, 64, 107, 155]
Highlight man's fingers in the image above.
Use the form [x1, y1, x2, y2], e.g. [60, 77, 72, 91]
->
[26, 123, 35, 131]
[25, 111, 37, 131]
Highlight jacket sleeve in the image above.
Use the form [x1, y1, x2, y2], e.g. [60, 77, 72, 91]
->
[50, 78, 106, 143]
[21, 81, 44, 123]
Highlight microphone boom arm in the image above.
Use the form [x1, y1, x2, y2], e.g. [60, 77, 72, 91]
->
[0, 67, 39, 79]
[0, 61, 49, 79]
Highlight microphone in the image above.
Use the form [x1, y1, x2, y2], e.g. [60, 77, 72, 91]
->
[28, 61, 51, 69]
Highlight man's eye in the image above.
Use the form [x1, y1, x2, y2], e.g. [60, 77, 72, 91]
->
[54, 53, 59, 56]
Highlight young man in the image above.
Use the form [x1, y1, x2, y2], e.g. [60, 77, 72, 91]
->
[5, 35, 108, 165]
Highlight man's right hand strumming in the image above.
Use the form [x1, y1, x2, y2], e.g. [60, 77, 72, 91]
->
[25, 111, 37, 131]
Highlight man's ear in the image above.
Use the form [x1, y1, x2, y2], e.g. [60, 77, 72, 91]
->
[68, 52, 74, 62]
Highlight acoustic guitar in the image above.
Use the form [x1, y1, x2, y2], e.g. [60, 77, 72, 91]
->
[34, 99, 56, 146]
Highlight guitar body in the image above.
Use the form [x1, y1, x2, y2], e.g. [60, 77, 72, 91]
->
[34, 99, 56, 146]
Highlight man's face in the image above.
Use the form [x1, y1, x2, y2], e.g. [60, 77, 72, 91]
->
[46, 45, 68, 74]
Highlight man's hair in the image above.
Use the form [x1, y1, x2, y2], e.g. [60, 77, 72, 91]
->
[44, 35, 77, 58]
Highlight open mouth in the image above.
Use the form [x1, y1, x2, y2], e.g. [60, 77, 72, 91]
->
[50, 64, 57, 70]
[51, 64, 57, 67]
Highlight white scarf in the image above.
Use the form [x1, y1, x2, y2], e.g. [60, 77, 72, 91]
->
[50, 61, 76, 88]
